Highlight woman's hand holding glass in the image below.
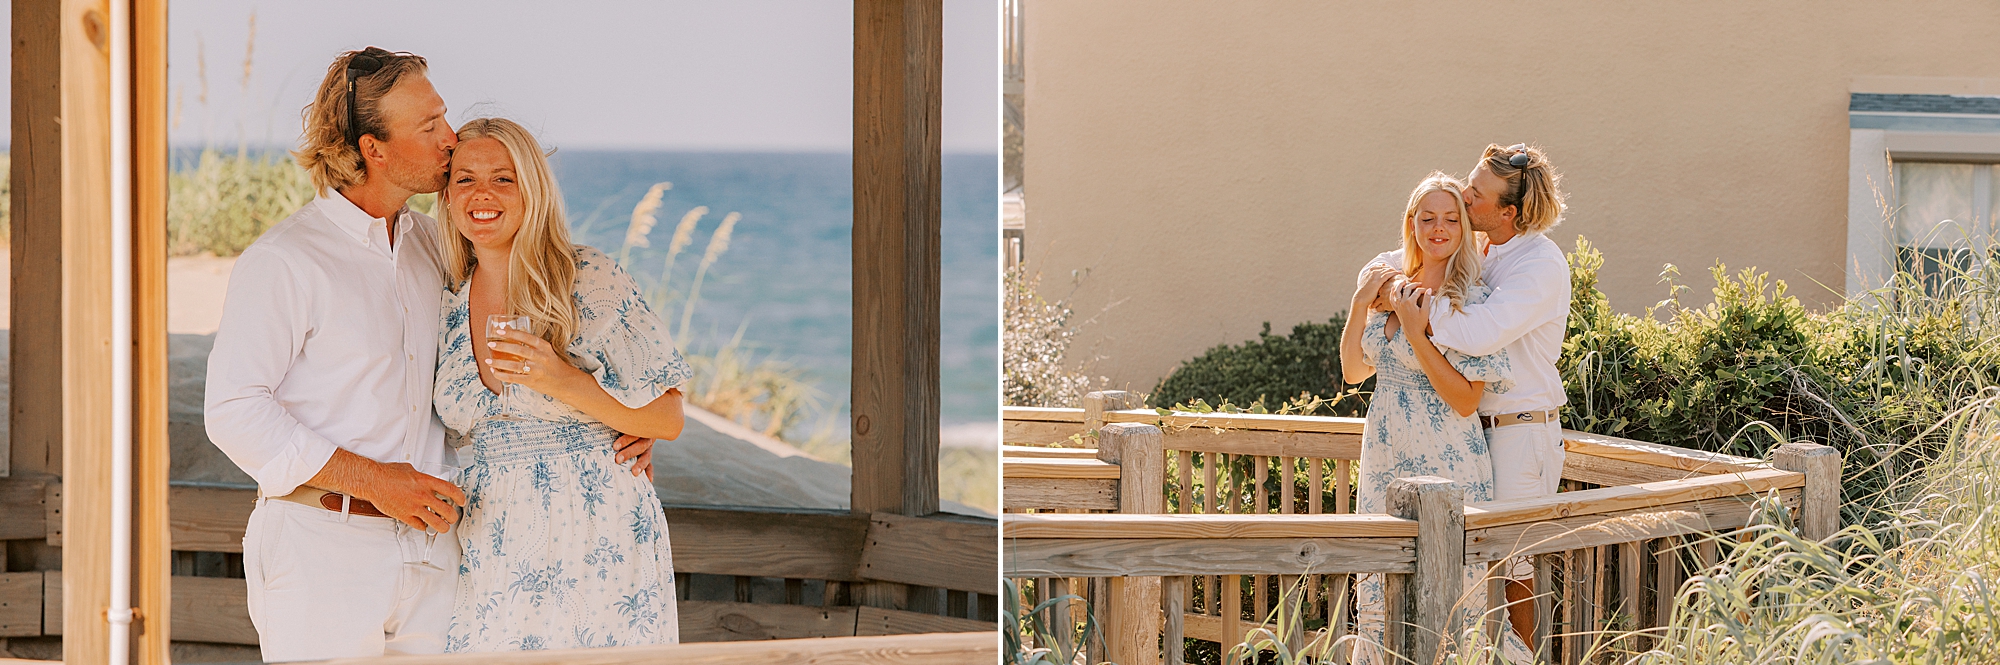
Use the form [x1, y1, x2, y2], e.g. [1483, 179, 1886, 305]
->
[485, 326, 590, 404]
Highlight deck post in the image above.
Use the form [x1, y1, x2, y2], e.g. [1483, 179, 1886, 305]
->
[851, 0, 942, 611]
[1387, 475, 1464, 665]
[1772, 442, 1841, 540]
[1082, 390, 1144, 439]
[1097, 422, 1163, 665]
[11, 0, 64, 482]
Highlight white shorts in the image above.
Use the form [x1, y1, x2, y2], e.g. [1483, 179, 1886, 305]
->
[243, 498, 460, 662]
[1487, 420, 1565, 578]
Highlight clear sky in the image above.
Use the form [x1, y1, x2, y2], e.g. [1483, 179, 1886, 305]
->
[113, 1, 993, 153]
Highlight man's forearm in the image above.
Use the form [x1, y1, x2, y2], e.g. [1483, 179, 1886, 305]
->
[301, 448, 382, 499]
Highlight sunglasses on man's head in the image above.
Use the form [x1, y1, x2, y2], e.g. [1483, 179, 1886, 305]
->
[344, 50, 388, 148]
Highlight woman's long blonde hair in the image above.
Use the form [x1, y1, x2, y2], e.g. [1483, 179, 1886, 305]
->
[440, 117, 580, 351]
[1399, 172, 1483, 313]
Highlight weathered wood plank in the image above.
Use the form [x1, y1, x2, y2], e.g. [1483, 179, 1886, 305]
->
[10, 0, 65, 480]
[1004, 537, 1416, 578]
[857, 513, 997, 595]
[851, 606, 994, 636]
[666, 508, 869, 582]
[1003, 420, 1087, 446]
[0, 572, 41, 636]
[678, 601, 858, 642]
[168, 483, 256, 553]
[309, 632, 997, 665]
[1000, 444, 1096, 458]
[1001, 478, 1118, 511]
[1463, 468, 1804, 529]
[1163, 577, 1187, 665]
[1562, 431, 1764, 475]
[1162, 430, 1361, 462]
[136, 2, 175, 658]
[1388, 476, 1464, 665]
[1562, 451, 1708, 486]
[1003, 406, 1087, 423]
[1003, 458, 1120, 480]
[169, 576, 255, 645]
[0, 474, 53, 540]
[1464, 490, 1800, 563]
[1002, 513, 1419, 539]
[1104, 410, 1365, 435]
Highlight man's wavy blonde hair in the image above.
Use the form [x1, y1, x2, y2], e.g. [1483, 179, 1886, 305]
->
[1476, 143, 1566, 235]
[439, 118, 581, 353]
[1400, 172, 1483, 313]
[293, 47, 428, 193]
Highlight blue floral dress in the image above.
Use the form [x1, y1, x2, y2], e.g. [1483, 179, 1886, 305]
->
[1352, 284, 1512, 664]
[436, 246, 693, 652]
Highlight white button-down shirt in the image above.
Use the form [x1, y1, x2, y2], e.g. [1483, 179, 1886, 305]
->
[205, 193, 448, 497]
[1365, 231, 1571, 416]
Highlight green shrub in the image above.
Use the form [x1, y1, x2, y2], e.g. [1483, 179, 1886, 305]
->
[1150, 315, 1369, 417]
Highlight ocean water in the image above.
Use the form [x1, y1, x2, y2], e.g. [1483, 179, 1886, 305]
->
[547, 151, 999, 434]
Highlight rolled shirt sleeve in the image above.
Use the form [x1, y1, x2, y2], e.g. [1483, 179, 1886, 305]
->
[1427, 254, 1570, 357]
[203, 246, 340, 497]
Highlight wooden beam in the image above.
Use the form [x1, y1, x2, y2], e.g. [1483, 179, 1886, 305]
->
[851, 606, 993, 636]
[1002, 406, 1087, 423]
[1160, 429, 1360, 460]
[280, 632, 997, 665]
[1772, 443, 1841, 540]
[1463, 468, 1804, 530]
[664, 507, 869, 581]
[1002, 420, 1086, 446]
[857, 513, 997, 595]
[1562, 450, 1710, 486]
[0, 474, 54, 539]
[59, 0, 116, 661]
[133, 1, 171, 661]
[1463, 489, 1800, 563]
[1561, 431, 1765, 475]
[1001, 514, 1419, 539]
[166, 483, 256, 553]
[1387, 476, 1464, 665]
[11, 0, 65, 480]
[999, 478, 1118, 511]
[677, 601, 859, 642]
[167, 576, 254, 645]
[1002, 458, 1120, 479]
[850, 0, 942, 519]
[1003, 537, 1416, 577]
[1104, 410, 1365, 435]
[999, 444, 1097, 459]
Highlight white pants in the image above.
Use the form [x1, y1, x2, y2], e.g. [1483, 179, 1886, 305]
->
[243, 498, 460, 662]
[1488, 420, 1565, 578]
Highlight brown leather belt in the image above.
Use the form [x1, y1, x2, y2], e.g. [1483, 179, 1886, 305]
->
[1480, 410, 1559, 429]
[272, 486, 389, 518]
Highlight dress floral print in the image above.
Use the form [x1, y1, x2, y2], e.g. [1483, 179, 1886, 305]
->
[436, 246, 692, 652]
[1351, 284, 1513, 664]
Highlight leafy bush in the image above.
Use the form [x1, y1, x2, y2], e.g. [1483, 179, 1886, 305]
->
[1150, 315, 1369, 417]
[1004, 264, 1101, 408]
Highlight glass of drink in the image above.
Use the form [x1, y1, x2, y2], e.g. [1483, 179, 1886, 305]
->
[410, 461, 463, 572]
[486, 314, 533, 422]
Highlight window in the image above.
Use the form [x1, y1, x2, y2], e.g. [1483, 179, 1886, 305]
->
[1891, 161, 1996, 293]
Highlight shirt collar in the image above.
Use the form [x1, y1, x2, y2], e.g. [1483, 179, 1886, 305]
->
[316, 190, 410, 248]
[1485, 230, 1544, 259]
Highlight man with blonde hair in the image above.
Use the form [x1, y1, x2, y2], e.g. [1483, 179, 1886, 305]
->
[205, 46, 654, 660]
[1364, 143, 1570, 652]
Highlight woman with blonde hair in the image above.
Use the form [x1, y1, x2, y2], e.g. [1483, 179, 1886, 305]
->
[1337, 172, 1520, 662]
[431, 117, 690, 651]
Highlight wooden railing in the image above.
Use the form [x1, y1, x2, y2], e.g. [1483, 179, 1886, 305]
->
[1003, 392, 1842, 665]
[0, 477, 997, 647]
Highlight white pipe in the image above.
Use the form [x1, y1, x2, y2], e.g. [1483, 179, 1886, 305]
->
[108, 0, 135, 663]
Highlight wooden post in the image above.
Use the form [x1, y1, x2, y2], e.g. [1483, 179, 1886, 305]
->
[1098, 423, 1163, 665]
[1162, 576, 1186, 665]
[12, 0, 64, 481]
[133, 1, 170, 661]
[1773, 442, 1841, 541]
[58, 0, 115, 662]
[852, 0, 941, 611]
[1083, 390, 1143, 434]
[1387, 475, 1464, 665]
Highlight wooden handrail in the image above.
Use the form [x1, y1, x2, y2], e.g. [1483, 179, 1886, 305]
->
[1562, 430, 1765, 474]
[1104, 409, 1365, 434]
[1463, 467, 1803, 530]
[999, 445, 1098, 458]
[1001, 406, 1087, 422]
[1001, 458, 1121, 479]
[1003, 513, 1418, 539]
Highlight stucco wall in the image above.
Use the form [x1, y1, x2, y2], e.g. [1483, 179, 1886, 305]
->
[1021, 0, 2000, 395]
